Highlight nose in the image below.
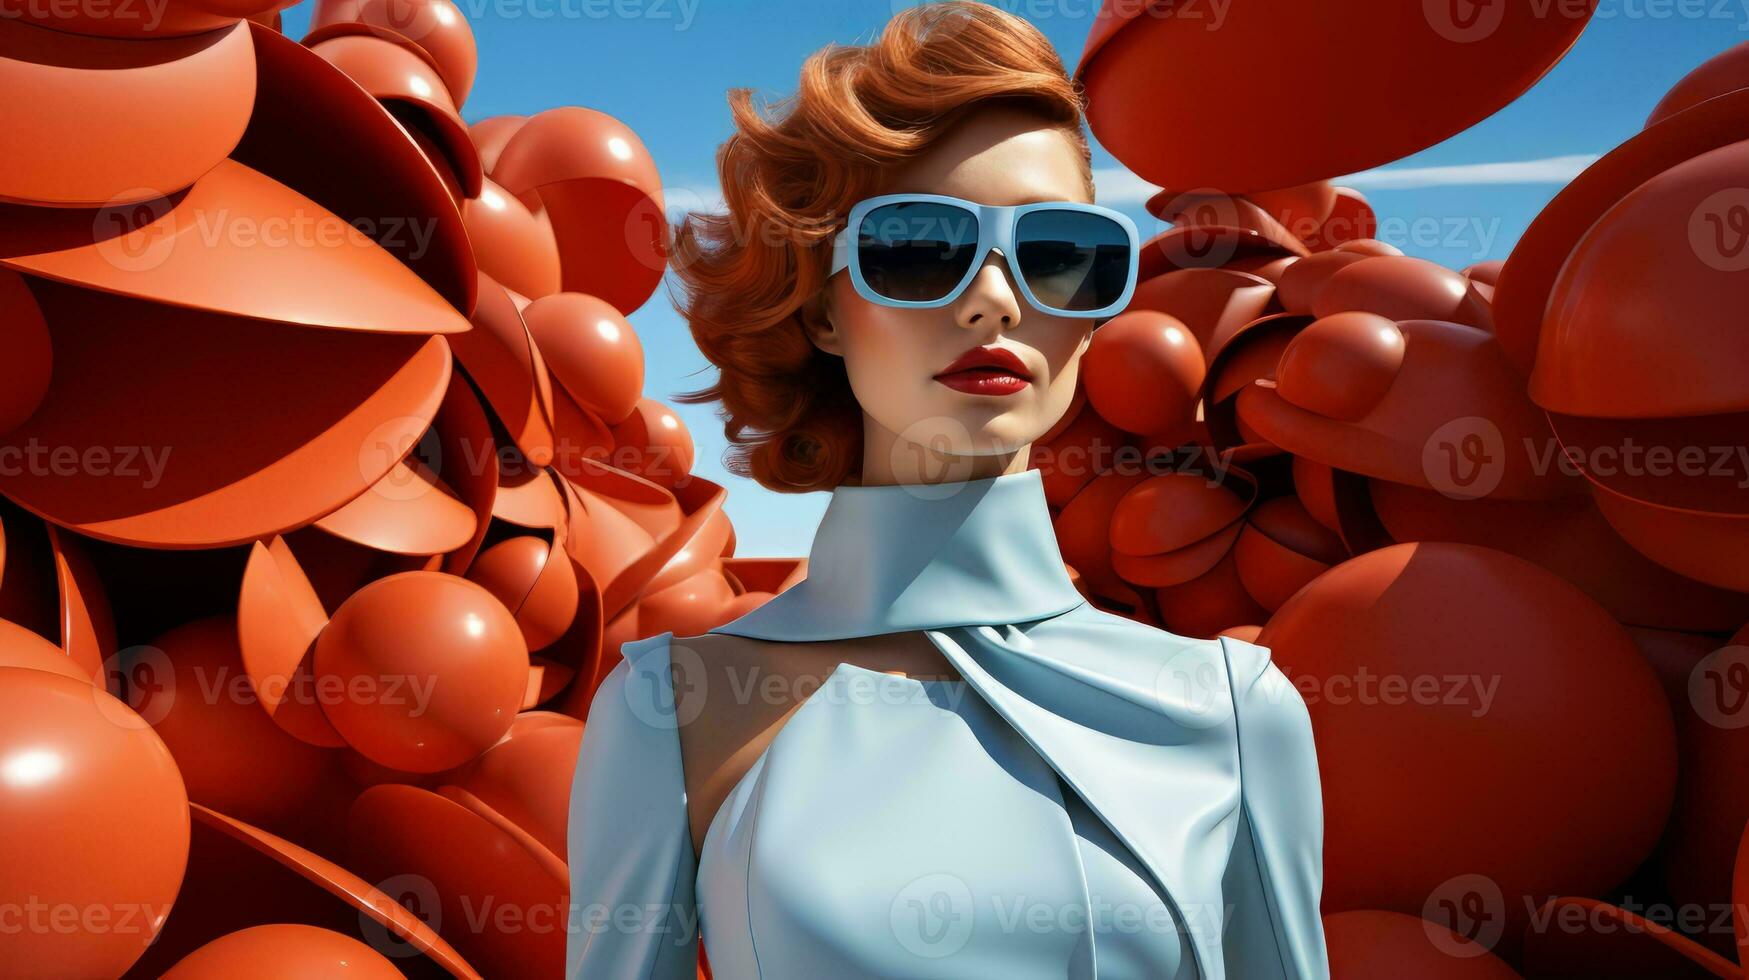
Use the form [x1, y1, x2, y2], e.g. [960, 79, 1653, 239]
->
[953, 252, 1023, 333]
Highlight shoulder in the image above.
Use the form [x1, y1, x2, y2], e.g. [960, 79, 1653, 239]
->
[1215, 634, 1320, 766]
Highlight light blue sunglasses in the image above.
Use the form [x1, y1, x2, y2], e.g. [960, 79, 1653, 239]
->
[829, 193, 1140, 318]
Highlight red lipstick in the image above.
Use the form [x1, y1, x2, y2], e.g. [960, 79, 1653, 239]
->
[933, 345, 1033, 396]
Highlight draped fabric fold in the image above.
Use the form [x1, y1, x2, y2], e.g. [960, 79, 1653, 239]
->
[708, 468, 1329, 980]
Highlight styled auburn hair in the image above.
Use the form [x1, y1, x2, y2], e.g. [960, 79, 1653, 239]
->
[672, 1, 1093, 493]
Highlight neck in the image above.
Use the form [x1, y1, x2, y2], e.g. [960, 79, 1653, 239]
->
[709, 467, 1085, 641]
[856, 417, 1033, 486]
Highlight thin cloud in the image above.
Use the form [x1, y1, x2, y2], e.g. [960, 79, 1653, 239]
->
[1341, 154, 1601, 189]
[1092, 153, 1601, 204]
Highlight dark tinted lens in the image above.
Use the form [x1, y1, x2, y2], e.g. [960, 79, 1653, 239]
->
[1014, 209, 1132, 312]
[856, 202, 980, 302]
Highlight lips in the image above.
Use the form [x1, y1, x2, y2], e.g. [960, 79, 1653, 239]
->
[934, 345, 1033, 396]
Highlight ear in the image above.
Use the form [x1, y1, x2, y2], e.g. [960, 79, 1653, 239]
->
[800, 288, 846, 357]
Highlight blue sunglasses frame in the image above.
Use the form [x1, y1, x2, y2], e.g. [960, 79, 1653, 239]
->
[829, 193, 1140, 318]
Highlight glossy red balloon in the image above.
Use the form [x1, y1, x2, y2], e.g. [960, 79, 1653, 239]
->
[1080, 0, 1595, 192]
[1054, 470, 1151, 602]
[464, 178, 563, 300]
[314, 572, 528, 772]
[1248, 182, 1338, 244]
[1275, 313, 1406, 422]
[491, 108, 666, 314]
[467, 536, 581, 653]
[1127, 268, 1278, 352]
[1648, 40, 1749, 128]
[1301, 188, 1380, 252]
[1313, 256, 1482, 327]
[610, 398, 696, 485]
[1260, 543, 1675, 941]
[161, 924, 405, 979]
[1275, 249, 1370, 315]
[1239, 319, 1570, 501]
[0, 617, 87, 682]
[306, 0, 478, 106]
[1082, 311, 1204, 436]
[523, 291, 646, 425]
[0, 667, 189, 979]
[470, 114, 527, 173]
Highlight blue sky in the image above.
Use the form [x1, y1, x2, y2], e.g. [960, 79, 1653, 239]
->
[286, 0, 1747, 556]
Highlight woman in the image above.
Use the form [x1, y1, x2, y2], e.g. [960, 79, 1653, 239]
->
[565, 5, 1328, 978]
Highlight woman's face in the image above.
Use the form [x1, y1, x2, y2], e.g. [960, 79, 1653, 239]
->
[806, 106, 1096, 485]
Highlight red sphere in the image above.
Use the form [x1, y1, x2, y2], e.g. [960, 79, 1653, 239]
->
[314, 572, 528, 773]
[523, 292, 645, 426]
[0, 667, 189, 979]
[1275, 312, 1406, 422]
[467, 536, 581, 652]
[134, 616, 339, 834]
[1259, 543, 1675, 939]
[1081, 311, 1204, 436]
[161, 924, 403, 979]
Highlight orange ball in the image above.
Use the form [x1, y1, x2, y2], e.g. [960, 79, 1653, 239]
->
[308, 0, 478, 106]
[609, 398, 695, 484]
[466, 536, 580, 652]
[314, 572, 528, 773]
[522, 292, 645, 425]
[1081, 310, 1204, 435]
[133, 616, 338, 834]
[1275, 312, 1406, 422]
[1260, 543, 1675, 940]
[161, 924, 403, 979]
[0, 667, 189, 979]
[0, 618, 88, 682]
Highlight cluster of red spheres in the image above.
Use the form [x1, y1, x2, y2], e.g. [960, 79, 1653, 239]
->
[0, 0, 792, 976]
[1068, 6, 1749, 977]
[1, 0, 1746, 978]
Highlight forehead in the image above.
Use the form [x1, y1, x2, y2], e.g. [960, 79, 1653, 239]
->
[881, 105, 1091, 207]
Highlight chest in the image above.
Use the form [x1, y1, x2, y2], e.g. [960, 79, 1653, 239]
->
[692, 668, 1212, 980]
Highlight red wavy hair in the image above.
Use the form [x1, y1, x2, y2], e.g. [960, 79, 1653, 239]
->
[671, 1, 1093, 493]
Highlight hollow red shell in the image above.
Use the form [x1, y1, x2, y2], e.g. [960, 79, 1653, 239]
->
[0, 18, 254, 206]
[0, 282, 452, 548]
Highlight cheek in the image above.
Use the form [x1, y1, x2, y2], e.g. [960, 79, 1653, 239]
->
[835, 298, 939, 386]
